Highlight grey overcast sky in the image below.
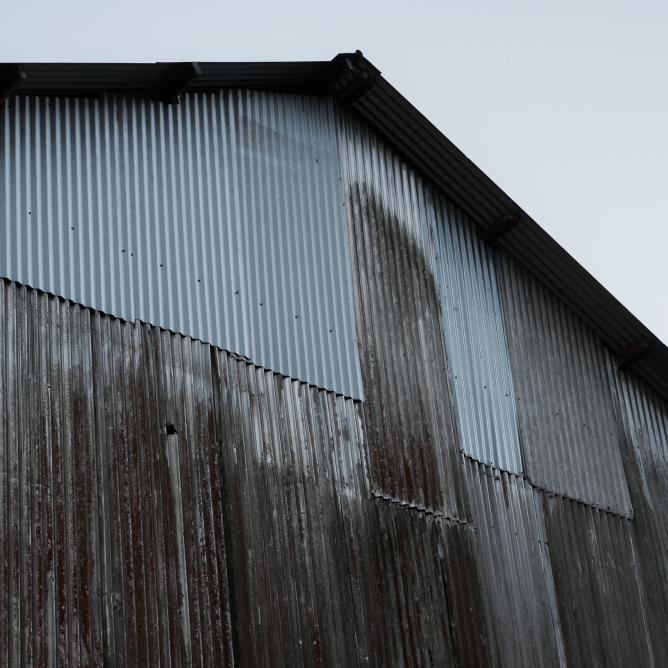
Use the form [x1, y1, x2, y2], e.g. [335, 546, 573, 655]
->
[3, 0, 667, 343]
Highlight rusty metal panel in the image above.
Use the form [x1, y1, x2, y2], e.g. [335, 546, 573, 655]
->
[338, 110, 466, 519]
[0, 278, 234, 667]
[0, 91, 363, 399]
[432, 198, 522, 474]
[464, 458, 565, 668]
[542, 494, 652, 667]
[211, 348, 369, 667]
[0, 280, 105, 667]
[496, 249, 633, 517]
[342, 499, 464, 668]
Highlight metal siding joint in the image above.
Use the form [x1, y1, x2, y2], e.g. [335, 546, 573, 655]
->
[0, 64, 27, 104]
[476, 212, 521, 244]
[158, 62, 202, 104]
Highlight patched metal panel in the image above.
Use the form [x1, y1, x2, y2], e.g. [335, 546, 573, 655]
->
[0, 91, 363, 399]
[338, 111, 466, 519]
[0, 278, 234, 667]
[464, 458, 565, 668]
[497, 250, 633, 517]
[432, 198, 522, 474]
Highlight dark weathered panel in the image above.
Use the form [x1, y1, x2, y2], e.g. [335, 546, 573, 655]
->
[465, 459, 565, 668]
[0, 279, 234, 667]
[337, 487, 490, 668]
[339, 112, 465, 520]
[542, 495, 652, 668]
[0, 281, 105, 667]
[211, 349, 365, 667]
[343, 499, 458, 668]
[497, 250, 632, 517]
[610, 369, 668, 665]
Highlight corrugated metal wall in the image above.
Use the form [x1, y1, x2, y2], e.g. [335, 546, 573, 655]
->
[338, 112, 466, 519]
[4, 89, 668, 667]
[496, 249, 633, 517]
[0, 91, 363, 399]
[0, 278, 234, 667]
[209, 334, 492, 667]
[3, 269, 668, 666]
[432, 197, 522, 474]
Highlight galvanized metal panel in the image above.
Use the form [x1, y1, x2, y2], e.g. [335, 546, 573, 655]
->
[0, 277, 234, 667]
[497, 249, 633, 517]
[10, 58, 668, 407]
[0, 91, 363, 399]
[432, 197, 522, 474]
[338, 110, 466, 519]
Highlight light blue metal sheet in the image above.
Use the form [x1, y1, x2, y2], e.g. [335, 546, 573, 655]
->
[0, 91, 363, 399]
[432, 197, 522, 474]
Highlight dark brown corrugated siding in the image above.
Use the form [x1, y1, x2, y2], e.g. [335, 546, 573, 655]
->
[211, 350, 365, 667]
[464, 459, 565, 668]
[0, 279, 234, 667]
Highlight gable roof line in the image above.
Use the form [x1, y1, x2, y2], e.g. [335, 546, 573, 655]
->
[3, 56, 666, 400]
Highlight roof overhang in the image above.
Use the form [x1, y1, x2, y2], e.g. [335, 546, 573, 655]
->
[3, 54, 667, 401]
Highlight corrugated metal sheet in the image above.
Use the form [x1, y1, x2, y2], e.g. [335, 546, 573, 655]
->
[464, 458, 565, 668]
[338, 111, 466, 519]
[0, 277, 234, 667]
[211, 349, 367, 667]
[432, 197, 522, 474]
[211, 342, 486, 666]
[496, 249, 633, 517]
[610, 369, 668, 665]
[0, 90, 363, 399]
[542, 494, 653, 667]
[343, 499, 485, 667]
